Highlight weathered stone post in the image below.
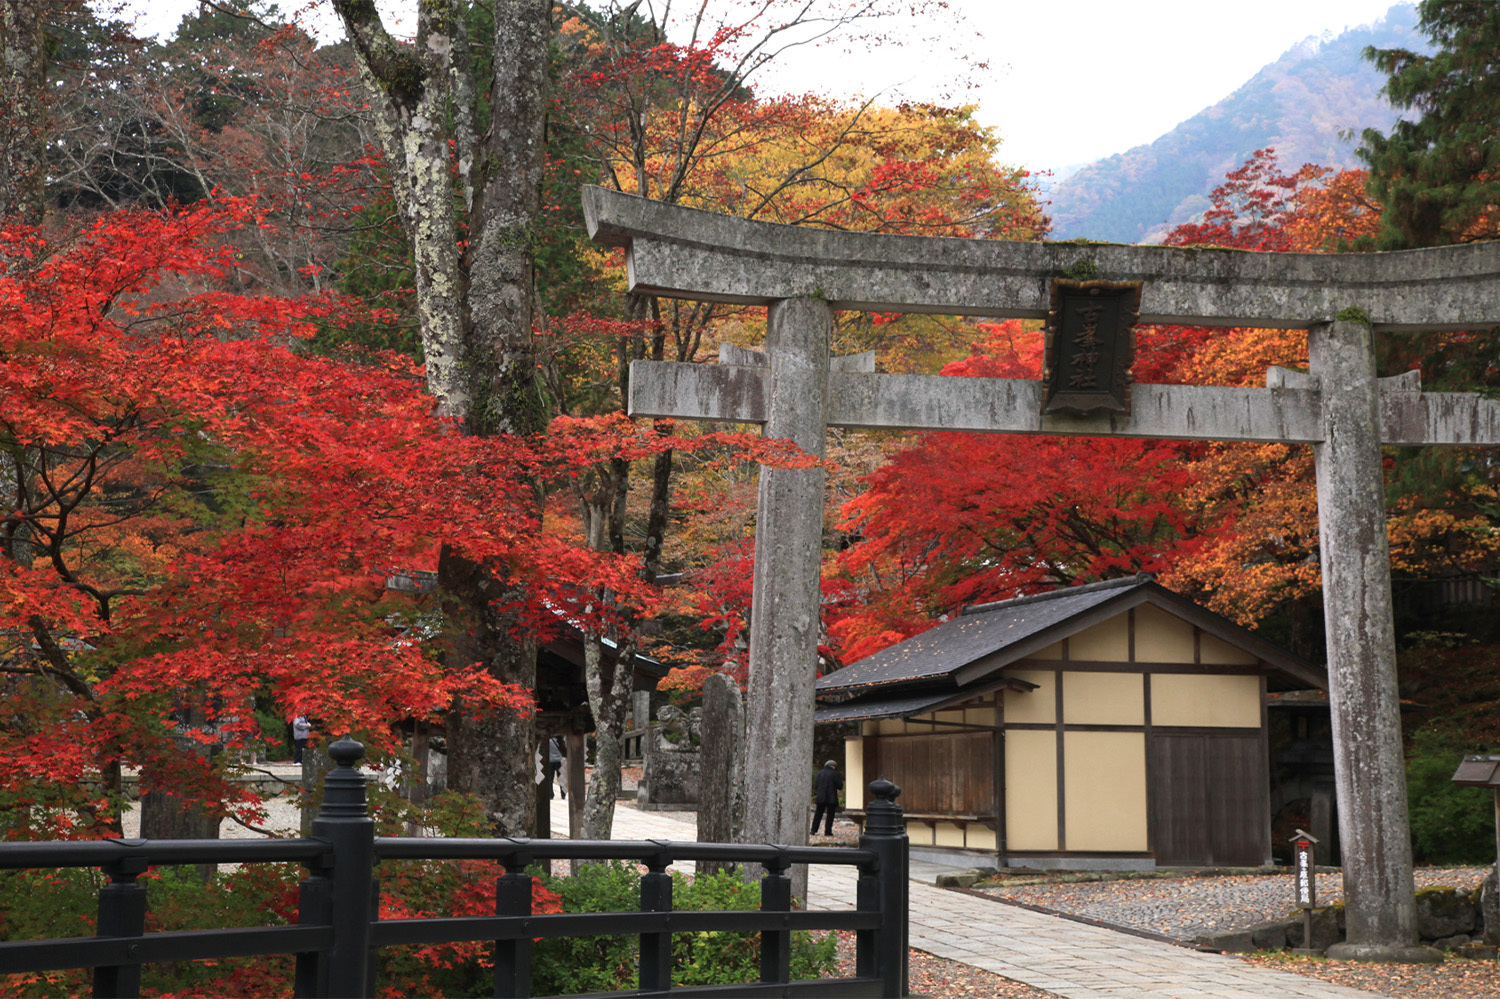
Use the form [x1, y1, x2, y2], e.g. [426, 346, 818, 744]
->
[743, 296, 831, 902]
[1310, 319, 1436, 962]
[698, 671, 746, 875]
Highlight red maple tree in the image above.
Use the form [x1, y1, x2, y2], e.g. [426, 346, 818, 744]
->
[0, 201, 804, 837]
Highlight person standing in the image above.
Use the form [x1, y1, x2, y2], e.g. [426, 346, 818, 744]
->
[548, 736, 567, 798]
[810, 760, 843, 838]
[292, 715, 312, 765]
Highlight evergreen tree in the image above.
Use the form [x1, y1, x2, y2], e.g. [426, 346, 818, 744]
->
[1359, 1, 1500, 248]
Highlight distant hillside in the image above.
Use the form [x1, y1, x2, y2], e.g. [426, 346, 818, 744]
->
[1047, 4, 1422, 243]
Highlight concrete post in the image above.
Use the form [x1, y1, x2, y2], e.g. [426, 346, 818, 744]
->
[743, 296, 831, 903]
[1310, 320, 1437, 963]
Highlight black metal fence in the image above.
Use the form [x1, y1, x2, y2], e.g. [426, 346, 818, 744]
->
[0, 737, 910, 998]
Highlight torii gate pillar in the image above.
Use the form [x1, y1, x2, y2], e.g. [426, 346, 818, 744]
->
[1311, 320, 1427, 959]
[743, 297, 832, 895]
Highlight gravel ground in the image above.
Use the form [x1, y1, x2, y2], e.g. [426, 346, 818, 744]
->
[974, 866, 1491, 942]
[966, 866, 1500, 999]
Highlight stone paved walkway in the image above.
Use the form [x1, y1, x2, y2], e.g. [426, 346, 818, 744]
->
[556, 802, 1390, 999]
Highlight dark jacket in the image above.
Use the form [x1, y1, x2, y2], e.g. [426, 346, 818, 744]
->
[813, 765, 844, 805]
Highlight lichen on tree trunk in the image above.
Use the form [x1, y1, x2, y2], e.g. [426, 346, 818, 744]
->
[333, 0, 552, 833]
[0, 0, 47, 227]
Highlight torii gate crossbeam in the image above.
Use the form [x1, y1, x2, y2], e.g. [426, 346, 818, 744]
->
[584, 185, 1500, 962]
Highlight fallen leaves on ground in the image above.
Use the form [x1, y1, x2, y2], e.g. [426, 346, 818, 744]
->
[833, 931, 1057, 998]
[1243, 952, 1500, 998]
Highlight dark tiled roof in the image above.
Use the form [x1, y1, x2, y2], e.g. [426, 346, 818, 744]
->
[814, 690, 963, 724]
[818, 575, 1149, 694]
[814, 676, 1039, 724]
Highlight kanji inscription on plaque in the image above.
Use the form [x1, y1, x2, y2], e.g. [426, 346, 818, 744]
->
[1041, 279, 1141, 415]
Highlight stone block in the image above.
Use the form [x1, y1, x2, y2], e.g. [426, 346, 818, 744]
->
[1195, 929, 1255, 954]
[1251, 919, 1293, 951]
[1433, 933, 1472, 951]
[1287, 907, 1343, 952]
[1415, 885, 1476, 940]
[1481, 869, 1500, 945]
[936, 873, 980, 889]
[1456, 941, 1499, 960]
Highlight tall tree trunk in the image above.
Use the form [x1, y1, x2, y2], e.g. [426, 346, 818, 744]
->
[334, 0, 551, 835]
[466, 0, 550, 439]
[582, 632, 635, 841]
[0, 0, 47, 226]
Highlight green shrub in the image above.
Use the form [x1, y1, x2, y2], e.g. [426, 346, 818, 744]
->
[671, 869, 837, 986]
[1407, 725, 1498, 864]
[1, 853, 838, 998]
[531, 862, 837, 995]
[0, 863, 300, 999]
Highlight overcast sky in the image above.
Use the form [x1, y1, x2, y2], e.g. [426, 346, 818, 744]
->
[122, 0, 1412, 176]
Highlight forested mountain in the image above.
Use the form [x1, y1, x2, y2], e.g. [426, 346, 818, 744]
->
[1047, 3, 1422, 242]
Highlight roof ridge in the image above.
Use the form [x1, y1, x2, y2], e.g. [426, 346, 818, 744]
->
[959, 572, 1153, 617]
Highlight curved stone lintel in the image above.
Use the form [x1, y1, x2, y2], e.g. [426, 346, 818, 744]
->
[585, 186, 1500, 332]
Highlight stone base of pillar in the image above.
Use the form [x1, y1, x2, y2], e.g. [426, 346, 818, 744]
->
[1325, 943, 1442, 964]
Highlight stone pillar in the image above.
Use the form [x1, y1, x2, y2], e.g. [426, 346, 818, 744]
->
[698, 672, 746, 876]
[631, 690, 652, 747]
[743, 296, 831, 903]
[1310, 319, 1436, 963]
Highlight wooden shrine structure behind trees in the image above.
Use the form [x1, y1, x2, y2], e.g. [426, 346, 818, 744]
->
[584, 184, 1500, 961]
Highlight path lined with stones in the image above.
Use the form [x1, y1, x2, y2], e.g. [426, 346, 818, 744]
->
[561, 803, 1391, 999]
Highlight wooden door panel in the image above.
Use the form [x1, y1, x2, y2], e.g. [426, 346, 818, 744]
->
[1150, 731, 1267, 866]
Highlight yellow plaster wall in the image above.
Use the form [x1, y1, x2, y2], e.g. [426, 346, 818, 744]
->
[1152, 674, 1262, 727]
[906, 821, 934, 844]
[1031, 641, 1063, 660]
[845, 737, 864, 810]
[965, 706, 994, 726]
[1004, 730, 1058, 850]
[934, 709, 965, 726]
[1004, 669, 1056, 724]
[1062, 671, 1145, 726]
[967, 825, 996, 850]
[1063, 732, 1148, 851]
[1133, 604, 1195, 663]
[862, 721, 877, 737]
[935, 822, 965, 847]
[1201, 633, 1260, 665]
[878, 718, 906, 735]
[1068, 615, 1130, 661]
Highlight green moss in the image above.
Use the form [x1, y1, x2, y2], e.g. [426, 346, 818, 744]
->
[387, 54, 428, 105]
[1335, 306, 1372, 326]
[1062, 258, 1098, 281]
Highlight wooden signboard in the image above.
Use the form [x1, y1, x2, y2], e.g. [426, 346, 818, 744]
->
[1041, 280, 1141, 416]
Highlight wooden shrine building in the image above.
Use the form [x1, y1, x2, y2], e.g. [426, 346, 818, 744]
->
[815, 575, 1326, 870]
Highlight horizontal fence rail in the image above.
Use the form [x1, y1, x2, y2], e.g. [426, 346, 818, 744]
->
[0, 737, 910, 999]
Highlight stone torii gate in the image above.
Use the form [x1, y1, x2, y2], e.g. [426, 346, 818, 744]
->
[583, 185, 1500, 960]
